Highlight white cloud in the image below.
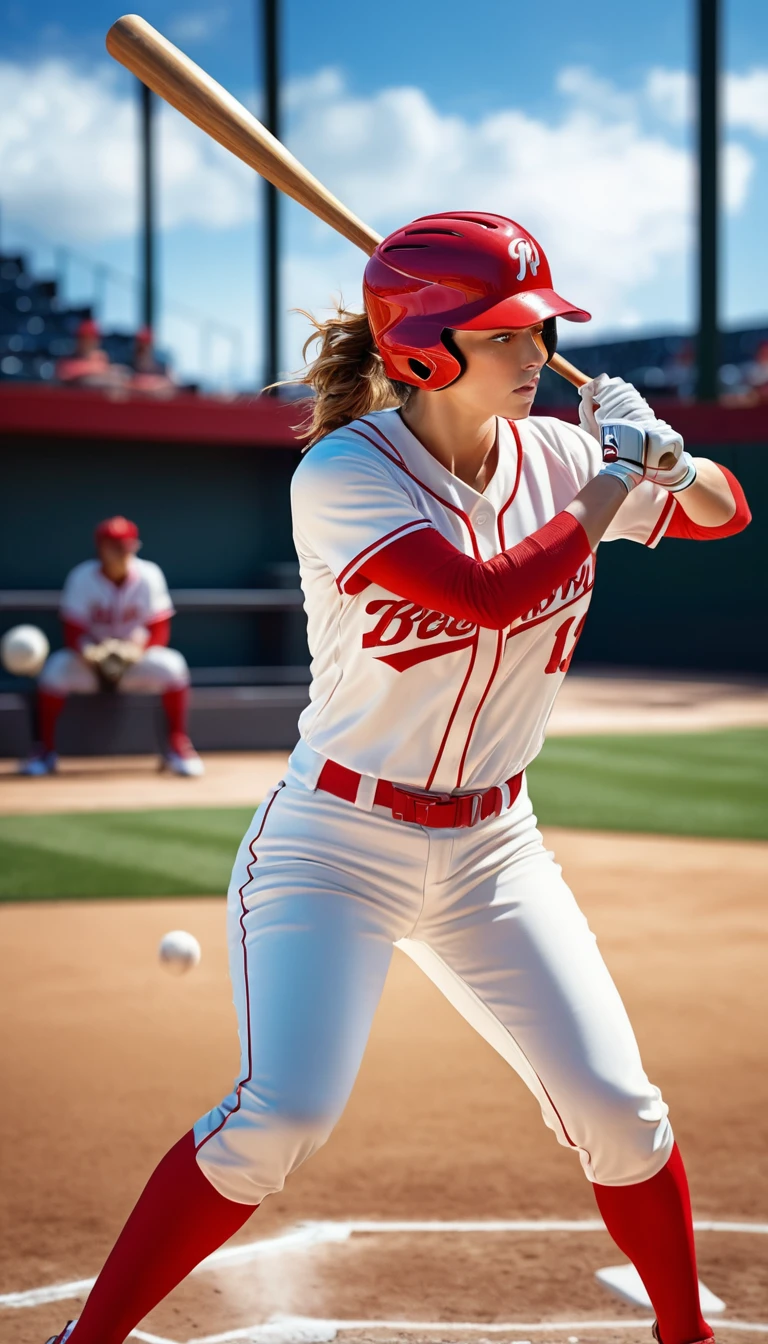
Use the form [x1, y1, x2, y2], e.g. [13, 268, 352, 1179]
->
[0, 57, 254, 242]
[644, 65, 768, 137]
[726, 68, 768, 135]
[167, 8, 231, 45]
[0, 53, 763, 380]
[556, 66, 638, 121]
[284, 64, 753, 332]
[644, 68, 692, 125]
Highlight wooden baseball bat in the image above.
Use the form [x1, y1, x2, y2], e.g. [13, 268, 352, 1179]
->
[106, 14, 589, 390]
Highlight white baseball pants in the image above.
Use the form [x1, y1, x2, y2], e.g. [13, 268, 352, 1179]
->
[39, 646, 190, 694]
[194, 773, 673, 1204]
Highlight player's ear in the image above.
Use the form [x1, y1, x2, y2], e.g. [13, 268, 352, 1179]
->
[543, 317, 557, 362]
[438, 329, 467, 386]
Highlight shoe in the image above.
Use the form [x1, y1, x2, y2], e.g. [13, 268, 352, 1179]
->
[19, 748, 58, 777]
[652, 1323, 715, 1344]
[163, 732, 205, 777]
[44, 1322, 77, 1344]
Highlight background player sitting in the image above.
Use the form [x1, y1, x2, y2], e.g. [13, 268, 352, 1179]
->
[20, 516, 204, 778]
[55, 318, 129, 390]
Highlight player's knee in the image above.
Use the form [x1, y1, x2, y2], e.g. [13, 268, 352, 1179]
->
[193, 1091, 338, 1205]
[38, 649, 84, 694]
[143, 646, 190, 688]
[565, 1077, 674, 1186]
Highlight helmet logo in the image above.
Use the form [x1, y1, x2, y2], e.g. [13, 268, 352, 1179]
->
[508, 237, 540, 282]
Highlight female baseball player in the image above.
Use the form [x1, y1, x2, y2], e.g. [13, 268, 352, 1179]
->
[47, 214, 750, 1344]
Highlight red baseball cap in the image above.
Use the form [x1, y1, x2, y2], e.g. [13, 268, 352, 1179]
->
[94, 516, 141, 549]
[136, 326, 154, 345]
[78, 318, 101, 339]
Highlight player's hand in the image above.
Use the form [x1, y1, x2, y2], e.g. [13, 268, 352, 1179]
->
[579, 374, 657, 441]
[81, 638, 138, 686]
[109, 639, 143, 665]
[598, 419, 696, 494]
[82, 640, 109, 665]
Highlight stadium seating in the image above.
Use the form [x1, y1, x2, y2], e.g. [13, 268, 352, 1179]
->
[538, 325, 768, 406]
[0, 251, 168, 382]
[3, 246, 768, 397]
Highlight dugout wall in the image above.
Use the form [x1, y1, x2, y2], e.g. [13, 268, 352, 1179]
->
[0, 387, 765, 753]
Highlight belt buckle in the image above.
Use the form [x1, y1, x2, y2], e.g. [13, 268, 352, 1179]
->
[391, 787, 452, 826]
[391, 787, 481, 828]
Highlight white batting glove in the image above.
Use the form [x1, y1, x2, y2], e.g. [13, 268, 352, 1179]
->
[644, 450, 697, 493]
[599, 419, 697, 495]
[579, 373, 657, 441]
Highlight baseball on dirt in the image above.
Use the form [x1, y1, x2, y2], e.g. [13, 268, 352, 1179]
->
[1, 625, 50, 677]
[158, 930, 201, 975]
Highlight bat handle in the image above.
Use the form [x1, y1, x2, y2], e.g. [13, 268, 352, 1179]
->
[549, 352, 590, 388]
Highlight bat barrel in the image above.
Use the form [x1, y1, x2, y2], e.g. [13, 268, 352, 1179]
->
[106, 14, 381, 256]
[106, 16, 589, 388]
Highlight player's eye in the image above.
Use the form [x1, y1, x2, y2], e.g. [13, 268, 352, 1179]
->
[490, 333, 511, 343]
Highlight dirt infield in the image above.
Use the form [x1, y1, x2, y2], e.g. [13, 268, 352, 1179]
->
[1, 827, 766, 1344]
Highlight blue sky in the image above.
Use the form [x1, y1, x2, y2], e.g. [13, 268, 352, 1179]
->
[2, 0, 767, 386]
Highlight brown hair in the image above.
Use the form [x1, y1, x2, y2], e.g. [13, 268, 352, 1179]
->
[288, 302, 412, 446]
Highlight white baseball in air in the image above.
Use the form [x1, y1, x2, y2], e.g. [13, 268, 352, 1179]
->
[0, 625, 50, 677]
[158, 930, 201, 975]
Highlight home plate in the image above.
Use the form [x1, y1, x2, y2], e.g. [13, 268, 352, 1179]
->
[596, 1264, 726, 1314]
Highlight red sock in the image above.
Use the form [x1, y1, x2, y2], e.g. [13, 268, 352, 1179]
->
[162, 685, 189, 739]
[37, 690, 66, 752]
[69, 1131, 257, 1344]
[594, 1143, 711, 1344]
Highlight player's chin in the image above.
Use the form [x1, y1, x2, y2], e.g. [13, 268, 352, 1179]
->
[505, 385, 538, 418]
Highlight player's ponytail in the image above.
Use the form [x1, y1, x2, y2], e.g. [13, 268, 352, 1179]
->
[290, 303, 412, 446]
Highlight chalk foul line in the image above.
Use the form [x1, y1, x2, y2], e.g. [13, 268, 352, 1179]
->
[189, 1315, 768, 1344]
[6, 1220, 768, 1322]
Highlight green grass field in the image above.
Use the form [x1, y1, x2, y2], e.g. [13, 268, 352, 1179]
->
[0, 729, 765, 900]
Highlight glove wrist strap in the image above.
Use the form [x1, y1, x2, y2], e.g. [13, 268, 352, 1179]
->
[664, 459, 698, 494]
[599, 462, 640, 494]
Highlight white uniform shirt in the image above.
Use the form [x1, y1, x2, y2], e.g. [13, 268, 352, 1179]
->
[289, 408, 675, 795]
[59, 557, 175, 642]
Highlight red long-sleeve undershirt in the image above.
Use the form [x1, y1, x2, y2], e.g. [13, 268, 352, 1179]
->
[361, 464, 750, 630]
[362, 512, 591, 630]
[62, 614, 172, 651]
[664, 464, 750, 539]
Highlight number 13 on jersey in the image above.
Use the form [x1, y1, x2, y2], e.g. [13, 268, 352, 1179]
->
[545, 613, 587, 675]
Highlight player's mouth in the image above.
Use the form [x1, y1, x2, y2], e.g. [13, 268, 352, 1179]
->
[512, 375, 540, 397]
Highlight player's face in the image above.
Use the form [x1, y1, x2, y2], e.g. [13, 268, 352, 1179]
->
[449, 324, 547, 419]
[98, 539, 134, 581]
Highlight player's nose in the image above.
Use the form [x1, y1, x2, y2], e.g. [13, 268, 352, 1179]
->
[524, 329, 548, 368]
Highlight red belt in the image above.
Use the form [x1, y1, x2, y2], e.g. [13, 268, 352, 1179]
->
[317, 759, 523, 829]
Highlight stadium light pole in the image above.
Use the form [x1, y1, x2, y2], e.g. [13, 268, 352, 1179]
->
[139, 79, 156, 333]
[697, 0, 720, 402]
[261, 0, 281, 391]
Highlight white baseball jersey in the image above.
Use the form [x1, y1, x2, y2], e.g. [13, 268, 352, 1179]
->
[59, 557, 174, 642]
[289, 408, 674, 794]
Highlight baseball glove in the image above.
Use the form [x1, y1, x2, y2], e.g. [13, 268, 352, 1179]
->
[83, 639, 142, 690]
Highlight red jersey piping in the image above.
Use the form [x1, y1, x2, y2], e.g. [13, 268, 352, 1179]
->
[646, 493, 676, 548]
[351, 420, 482, 561]
[336, 518, 432, 593]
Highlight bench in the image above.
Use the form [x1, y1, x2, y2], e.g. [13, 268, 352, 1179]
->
[0, 589, 311, 756]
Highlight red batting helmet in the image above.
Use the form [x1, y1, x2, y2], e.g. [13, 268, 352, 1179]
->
[363, 211, 590, 390]
[94, 516, 141, 550]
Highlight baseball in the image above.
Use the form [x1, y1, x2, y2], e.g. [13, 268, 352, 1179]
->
[1, 625, 50, 678]
[158, 930, 201, 975]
